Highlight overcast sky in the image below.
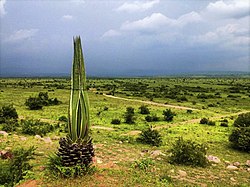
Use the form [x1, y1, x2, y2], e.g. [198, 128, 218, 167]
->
[0, 0, 249, 77]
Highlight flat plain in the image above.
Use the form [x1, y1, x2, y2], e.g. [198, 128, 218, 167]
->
[0, 76, 250, 187]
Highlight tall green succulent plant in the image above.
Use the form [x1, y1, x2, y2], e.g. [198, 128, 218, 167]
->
[68, 36, 90, 143]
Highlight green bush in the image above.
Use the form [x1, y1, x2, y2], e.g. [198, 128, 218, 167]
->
[111, 119, 121, 124]
[58, 116, 68, 122]
[137, 127, 162, 147]
[1, 119, 19, 132]
[169, 137, 209, 167]
[145, 115, 159, 122]
[124, 107, 136, 124]
[20, 119, 54, 136]
[25, 92, 61, 110]
[220, 122, 229, 127]
[229, 113, 250, 152]
[0, 146, 35, 187]
[207, 120, 216, 126]
[233, 112, 250, 127]
[139, 105, 150, 114]
[25, 97, 43, 110]
[163, 109, 176, 121]
[200, 118, 209, 124]
[229, 127, 250, 151]
[0, 105, 18, 124]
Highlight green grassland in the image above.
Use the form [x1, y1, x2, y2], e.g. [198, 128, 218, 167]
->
[0, 77, 250, 186]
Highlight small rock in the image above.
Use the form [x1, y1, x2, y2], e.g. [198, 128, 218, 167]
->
[35, 135, 42, 139]
[150, 150, 166, 157]
[0, 150, 7, 155]
[20, 136, 27, 141]
[39, 166, 46, 171]
[51, 136, 60, 140]
[247, 168, 250, 172]
[4, 147, 12, 151]
[140, 152, 145, 157]
[224, 161, 231, 165]
[96, 158, 103, 164]
[206, 155, 221, 164]
[230, 177, 236, 182]
[119, 141, 123, 144]
[178, 170, 187, 177]
[36, 151, 44, 156]
[226, 165, 238, 170]
[246, 160, 250, 167]
[43, 137, 52, 143]
[233, 162, 240, 167]
[0, 131, 8, 137]
[169, 169, 175, 173]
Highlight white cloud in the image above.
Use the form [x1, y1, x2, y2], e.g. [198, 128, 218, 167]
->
[121, 13, 171, 31]
[174, 11, 202, 27]
[62, 15, 73, 21]
[102, 29, 121, 38]
[5, 29, 39, 43]
[71, 0, 85, 5]
[120, 12, 202, 32]
[0, 0, 7, 16]
[205, 0, 249, 19]
[116, 0, 160, 12]
[195, 24, 250, 47]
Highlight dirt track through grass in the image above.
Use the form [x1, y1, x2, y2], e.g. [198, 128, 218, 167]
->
[103, 94, 199, 111]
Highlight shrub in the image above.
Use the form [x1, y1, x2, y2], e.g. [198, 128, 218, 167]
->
[145, 115, 153, 122]
[152, 115, 160, 122]
[0, 105, 18, 124]
[229, 113, 250, 151]
[137, 127, 162, 147]
[58, 116, 68, 122]
[25, 92, 61, 110]
[229, 127, 250, 151]
[145, 115, 159, 122]
[233, 112, 250, 127]
[103, 106, 109, 111]
[0, 146, 35, 186]
[1, 119, 19, 132]
[124, 107, 135, 124]
[163, 109, 176, 121]
[25, 97, 43, 110]
[139, 105, 150, 115]
[169, 137, 209, 167]
[20, 119, 54, 136]
[207, 120, 216, 126]
[200, 118, 209, 124]
[220, 122, 229, 127]
[111, 119, 121, 125]
[187, 109, 193, 114]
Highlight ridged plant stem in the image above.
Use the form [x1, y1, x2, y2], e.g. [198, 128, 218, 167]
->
[68, 36, 90, 143]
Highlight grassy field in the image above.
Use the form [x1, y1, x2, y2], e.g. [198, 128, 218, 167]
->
[0, 77, 250, 187]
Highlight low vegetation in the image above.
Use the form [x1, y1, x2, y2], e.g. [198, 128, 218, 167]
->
[0, 76, 250, 186]
[169, 137, 209, 167]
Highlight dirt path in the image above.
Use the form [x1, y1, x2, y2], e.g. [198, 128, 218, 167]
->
[103, 94, 199, 111]
[125, 110, 250, 135]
